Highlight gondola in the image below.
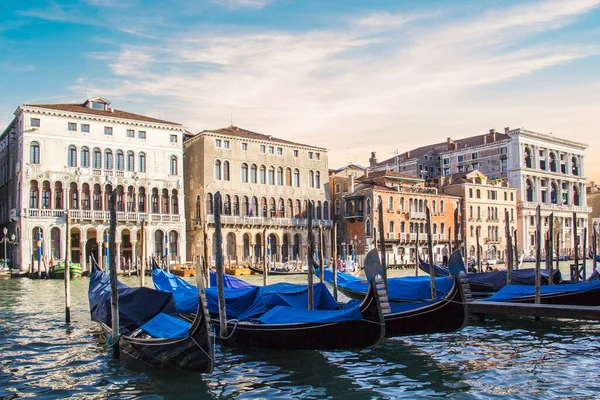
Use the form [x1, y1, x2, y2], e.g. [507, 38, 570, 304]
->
[88, 266, 214, 372]
[484, 279, 600, 306]
[153, 249, 386, 350]
[247, 264, 307, 276]
[320, 251, 467, 337]
[419, 256, 562, 294]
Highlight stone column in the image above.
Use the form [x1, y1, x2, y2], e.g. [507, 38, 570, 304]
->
[80, 241, 86, 271]
[98, 241, 103, 270]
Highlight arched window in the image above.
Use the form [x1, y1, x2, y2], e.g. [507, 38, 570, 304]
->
[224, 194, 231, 215]
[81, 183, 90, 210]
[93, 184, 102, 210]
[316, 201, 322, 219]
[269, 197, 276, 217]
[170, 156, 178, 175]
[268, 166, 275, 185]
[400, 197, 404, 212]
[116, 150, 124, 171]
[388, 196, 394, 211]
[54, 182, 63, 209]
[295, 199, 302, 218]
[51, 227, 61, 260]
[104, 149, 113, 170]
[366, 198, 371, 214]
[293, 169, 300, 187]
[551, 182, 558, 204]
[68, 145, 77, 167]
[323, 201, 329, 220]
[250, 164, 257, 183]
[277, 167, 284, 186]
[242, 196, 249, 216]
[259, 165, 266, 184]
[549, 153, 557, 172]
[29, 180, 39, 208]
[241, 163, 248, 183]
[309, 170, 314, 188]
[287, 199, 293, 217]
[432, 200, 436, 213]
[161, 189, 169, 214]
[137, 187, 146, 212]
[171, 190, 179, 214]
[151, 188, 159, 213]
[42, 181, 51, 209]
[524, 147, 532, 168]
[92, 148, 102, 169]
[30, 142, 40, 164]
[233, 195, 240, 216]
[286, 168, 292, 186]
[261, 197, 267, 217]
[526, 179, 533, 202]
[335, 199, 341, 215]
[138, 152, 146, 172]
[127, 151, 135, 171]
[81, 146, 90, 168]
[206, 193, 213, 214]
[572, 157, 579, 176]
[223, 160, 230, 181]
[365, 218, 372, 236]
[440, 200, 445, 213]
[251, 196, 258, 217]
[573, 185, 580, 206]
[315, 171, 321, 188]
[278, 198, 285, 217]
[214, 159, 222, 180]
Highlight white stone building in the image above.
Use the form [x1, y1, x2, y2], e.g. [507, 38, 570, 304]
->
[0, 97, 186, 271]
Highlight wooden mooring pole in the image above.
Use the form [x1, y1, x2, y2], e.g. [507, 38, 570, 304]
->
[593, 224, 598, 274]
[535, 205, 541, 305]
[332, 222, 338, 301]
[573, 212, 579, 282]
[582, 227, 587, 280]
[426, 206, 436, 300]
[263, 228, 268, 286]
[476, 226, 481, 273]
[108, 190, 119, 358]
[214, 192, 227, 338]
[140, 218, 145, 287]
[319, 225, 324, 282]
[307, 201, 315, 310]
[548, 213, 554, 286]
[414, 224, 419, 277]
[377, 200, 387, 287]
[64, 211, 71, 324]
[504, 209, 512, 285]
[513, 229, 519, 269]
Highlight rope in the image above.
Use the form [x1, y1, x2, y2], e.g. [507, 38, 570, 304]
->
[106, 333, 120, 348]
[218, 319, 239, 340]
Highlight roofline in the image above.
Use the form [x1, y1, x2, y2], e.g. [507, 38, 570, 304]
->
[508, 128, 588, 150]
[17, 104, 185, 130]
[192, 129, 328, 151]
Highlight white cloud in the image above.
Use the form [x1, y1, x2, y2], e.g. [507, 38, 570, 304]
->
[69, 0, 600, 176]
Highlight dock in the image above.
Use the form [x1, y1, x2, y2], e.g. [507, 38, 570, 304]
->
[467, 301, 600, 321]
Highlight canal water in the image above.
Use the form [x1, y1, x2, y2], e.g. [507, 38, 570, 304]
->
[1, 267, 599, 399]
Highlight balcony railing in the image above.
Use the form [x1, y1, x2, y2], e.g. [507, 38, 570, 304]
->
[26, 208, 182, 223]
[409, 211, 426, 220]
[206, 215, 332, 228]
[388, 233, 395, 239]
[519, 202, 592, 213]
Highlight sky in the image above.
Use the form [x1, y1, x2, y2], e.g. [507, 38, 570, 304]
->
[1, 0, 600, 180]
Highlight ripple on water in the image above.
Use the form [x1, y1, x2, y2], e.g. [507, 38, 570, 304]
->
[1, 277, 600, 398]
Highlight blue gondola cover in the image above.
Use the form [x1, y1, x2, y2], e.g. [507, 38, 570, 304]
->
[484, 279, 600, 302]
[255, 304, 363, 324]
[140, 312, 192, 339]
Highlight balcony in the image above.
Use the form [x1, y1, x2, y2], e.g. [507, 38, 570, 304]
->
[206, 215, 333, 228]
[518, 202, 592, 213]
[439, 233, 446, 241]
[26, 208, 182, 223]
[409, 211, 426, 220]
[388, 232, 396, 240]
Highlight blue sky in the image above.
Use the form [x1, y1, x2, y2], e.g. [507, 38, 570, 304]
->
[2, 0, 600, 179]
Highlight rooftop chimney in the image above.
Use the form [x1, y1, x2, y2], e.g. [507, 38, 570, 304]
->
[489, 128, 496, 142]
[504, 127, 510, 134]
[447, 137, 454, 151]
[406, 151, 411, 158]
[369, 151, 378, 167]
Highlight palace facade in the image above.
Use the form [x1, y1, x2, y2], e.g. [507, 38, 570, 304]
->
[0, 97, 186, 270]
[184, 126, 331, 266]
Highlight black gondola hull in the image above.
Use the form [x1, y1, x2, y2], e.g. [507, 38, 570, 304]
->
[501, 286, 600, 306]
[379, 278, 467, 337]
[248, 265, 307, 276]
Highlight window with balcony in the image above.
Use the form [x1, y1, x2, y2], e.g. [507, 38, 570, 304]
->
[104, 150, 113, 169]
[116, 150, 124, 171]
[127, 151, 134, 171]
[524, 147, 532, 168]
[92, 148, 101, 169]
[139, 152, 146, 172]
[81, 146, 90, 168]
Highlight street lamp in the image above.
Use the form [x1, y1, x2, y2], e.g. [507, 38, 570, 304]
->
[1, 227, 17, 269]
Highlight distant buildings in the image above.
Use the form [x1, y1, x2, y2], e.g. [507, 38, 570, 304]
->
[440, 170, 517, 262]
[331, 169, 460, 264]
[368, 127, 591, 257]
[0, 97, 186, 270]
[183, 126, 331, 266]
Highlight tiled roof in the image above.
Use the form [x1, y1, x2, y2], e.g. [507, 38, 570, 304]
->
[360, 170, 424, 181]
[200, 126, 326, 150]
[439, 132, 510, 154]
[23, 102, 182, 126]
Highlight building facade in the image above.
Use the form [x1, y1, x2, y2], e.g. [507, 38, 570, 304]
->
[0, 97, 186, 271]
[441, 170, 517, 263]
[184, 126, 332, 266]
[339, 170, 460, 265]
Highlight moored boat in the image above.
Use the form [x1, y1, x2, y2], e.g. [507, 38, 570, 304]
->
[153, 250, 386, 350]
[88, 266, 214, 372]
[248, 264, 307, 276]
[49, 262, 83, 279]
[483, 279, 600, 306]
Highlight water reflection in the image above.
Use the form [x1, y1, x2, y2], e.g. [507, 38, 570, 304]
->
[1, 277, 599, 399]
